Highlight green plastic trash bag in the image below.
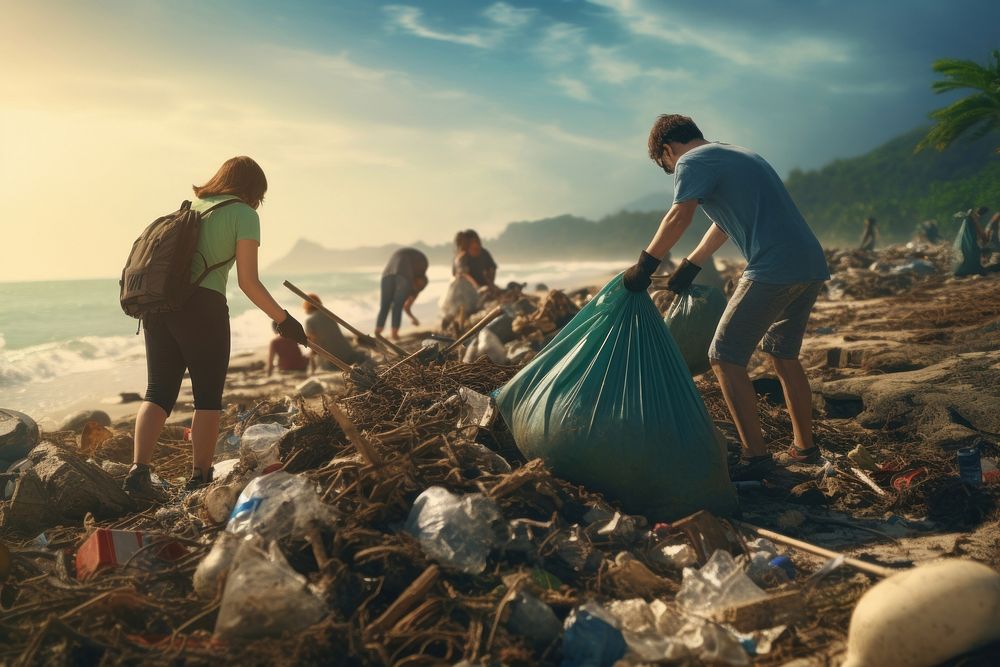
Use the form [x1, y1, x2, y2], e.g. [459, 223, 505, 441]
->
[495, 274, 737, 521]
[665, 285, 728, 376]
[953, 219, 984, 277]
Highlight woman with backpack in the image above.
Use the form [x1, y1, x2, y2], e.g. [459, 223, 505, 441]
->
[123, 156, 308, 500]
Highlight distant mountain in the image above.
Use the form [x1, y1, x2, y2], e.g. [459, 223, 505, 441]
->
[617, 191, 671, 214]
[268, 126, 1000, 274]
[267, 210, 715, 274]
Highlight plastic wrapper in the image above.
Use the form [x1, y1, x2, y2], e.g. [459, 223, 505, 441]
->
[404, 486, 504, 574]
[676, 550, 768, 614]
[226, 471, 337, 541]
[239, 423, 288, 469]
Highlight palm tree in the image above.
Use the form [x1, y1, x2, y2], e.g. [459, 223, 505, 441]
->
[916, 50, 1000, 154]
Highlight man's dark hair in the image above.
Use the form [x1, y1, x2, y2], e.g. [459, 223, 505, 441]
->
[976, 206, 989, 216]
[647, 114, 704, 161]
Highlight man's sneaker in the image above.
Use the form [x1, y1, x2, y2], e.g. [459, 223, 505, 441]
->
[730, 454, 776, 482]
[184, 467, 214, 492]
[778, 445, 822, 465]
[123, 463, 169, 504]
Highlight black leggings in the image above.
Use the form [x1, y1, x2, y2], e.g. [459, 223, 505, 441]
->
[143, 287, 230, 415]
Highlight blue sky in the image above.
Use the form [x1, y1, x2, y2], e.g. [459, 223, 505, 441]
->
[1, 0, 997, 280]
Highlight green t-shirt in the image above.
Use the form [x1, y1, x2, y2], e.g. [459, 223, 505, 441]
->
[189, 195, 261, 296]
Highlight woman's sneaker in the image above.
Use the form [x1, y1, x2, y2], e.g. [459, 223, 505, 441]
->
[778, 445, 823, 465]
[122, 463, 169, 504]
[184, 467, 214, 492]
[730, 454, 776, 481]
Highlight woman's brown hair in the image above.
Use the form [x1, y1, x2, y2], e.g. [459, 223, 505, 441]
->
[193, 156, 268, 209]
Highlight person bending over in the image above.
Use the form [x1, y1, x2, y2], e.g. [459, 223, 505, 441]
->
[125, 156, 308, 500]
[303, 293, 366, 370]
[623, 114, 830, 481]
[375, 247, 428, 341]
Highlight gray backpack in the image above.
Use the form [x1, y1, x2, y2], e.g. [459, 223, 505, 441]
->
[119, 198, 241, 318]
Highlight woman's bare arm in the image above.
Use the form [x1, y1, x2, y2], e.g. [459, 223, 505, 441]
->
[235, 240, 287, 322]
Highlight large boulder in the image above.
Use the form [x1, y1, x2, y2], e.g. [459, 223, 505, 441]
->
[60, 410, 112, 432]
[0, 442, 134, 534]
[0, 409, 40, 466]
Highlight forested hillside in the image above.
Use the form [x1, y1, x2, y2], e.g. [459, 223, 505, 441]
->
[785, 127, 1000, 243]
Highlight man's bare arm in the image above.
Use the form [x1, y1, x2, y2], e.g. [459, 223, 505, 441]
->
[645, 200, 700, 259]
[687, 223, 728, 267]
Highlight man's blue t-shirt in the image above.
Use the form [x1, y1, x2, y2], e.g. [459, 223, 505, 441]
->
[673, 143, 830, 284]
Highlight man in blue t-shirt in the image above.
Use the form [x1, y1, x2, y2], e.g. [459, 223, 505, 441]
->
[623, 114, 830, 481]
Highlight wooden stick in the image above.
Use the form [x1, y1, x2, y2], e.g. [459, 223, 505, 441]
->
[380, 346, 428, 376]
[306, 341, 353, 373]
[441, 306, 505, 357]
[375, 333, 406, 357]
[327, 401, 384, 469]
[284, 280, 403, 354]
[365, 565, 439, 637]
[738, 521, 896, 578]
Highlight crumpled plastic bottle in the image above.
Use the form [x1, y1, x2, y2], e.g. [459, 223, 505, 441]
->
[505, 590, 562, 647]
[213, 539, 325, 639]
[193, 531, 244, 598]
[404, 486, 504, 574]
[676, 550, 768, 614]
[239, 423, 288, 469]
[561, 602, 627, 667]
[226, 471, 338, 541]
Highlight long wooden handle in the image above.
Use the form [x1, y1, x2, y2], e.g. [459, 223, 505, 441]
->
[739, 521, 896, 578]
[442, 306, 504, 356]
[284, 280, 405, 355]
[306, 341, 353, 373]
[375, 333, 406, 358]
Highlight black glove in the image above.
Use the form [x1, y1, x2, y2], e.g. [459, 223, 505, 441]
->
[622, 250, 661, 292]
[276, 310, 308, 345]
[666, 259, 701, 293]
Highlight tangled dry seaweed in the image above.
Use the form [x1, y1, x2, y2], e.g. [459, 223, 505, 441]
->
[3, 242, 1000, 666]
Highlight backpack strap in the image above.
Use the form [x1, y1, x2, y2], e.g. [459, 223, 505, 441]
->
[192, 255, 237, 287]
[190, 198, 245, 286]
[201, 197, 244, 215]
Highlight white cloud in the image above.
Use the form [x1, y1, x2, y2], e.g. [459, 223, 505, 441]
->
[587, 45, 690, 85]
[588, 0, 849, 70]
[384, 2, 535, 49]
[588, 45, 641, 84]
[383, 5, 490, 48]
[269, 47, 395, 82]
[535, 22, 587, 66]
[537, 123, 632, 158]
[552, 75, 594, 102]
[483, 2, 536, 28]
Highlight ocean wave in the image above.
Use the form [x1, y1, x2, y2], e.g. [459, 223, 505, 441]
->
[0, 335, 146, 388]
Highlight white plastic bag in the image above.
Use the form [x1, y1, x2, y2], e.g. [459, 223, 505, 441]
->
[214, 540, 325, 639]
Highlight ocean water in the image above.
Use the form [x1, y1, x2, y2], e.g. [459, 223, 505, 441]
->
[0, 261, 624, 426]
